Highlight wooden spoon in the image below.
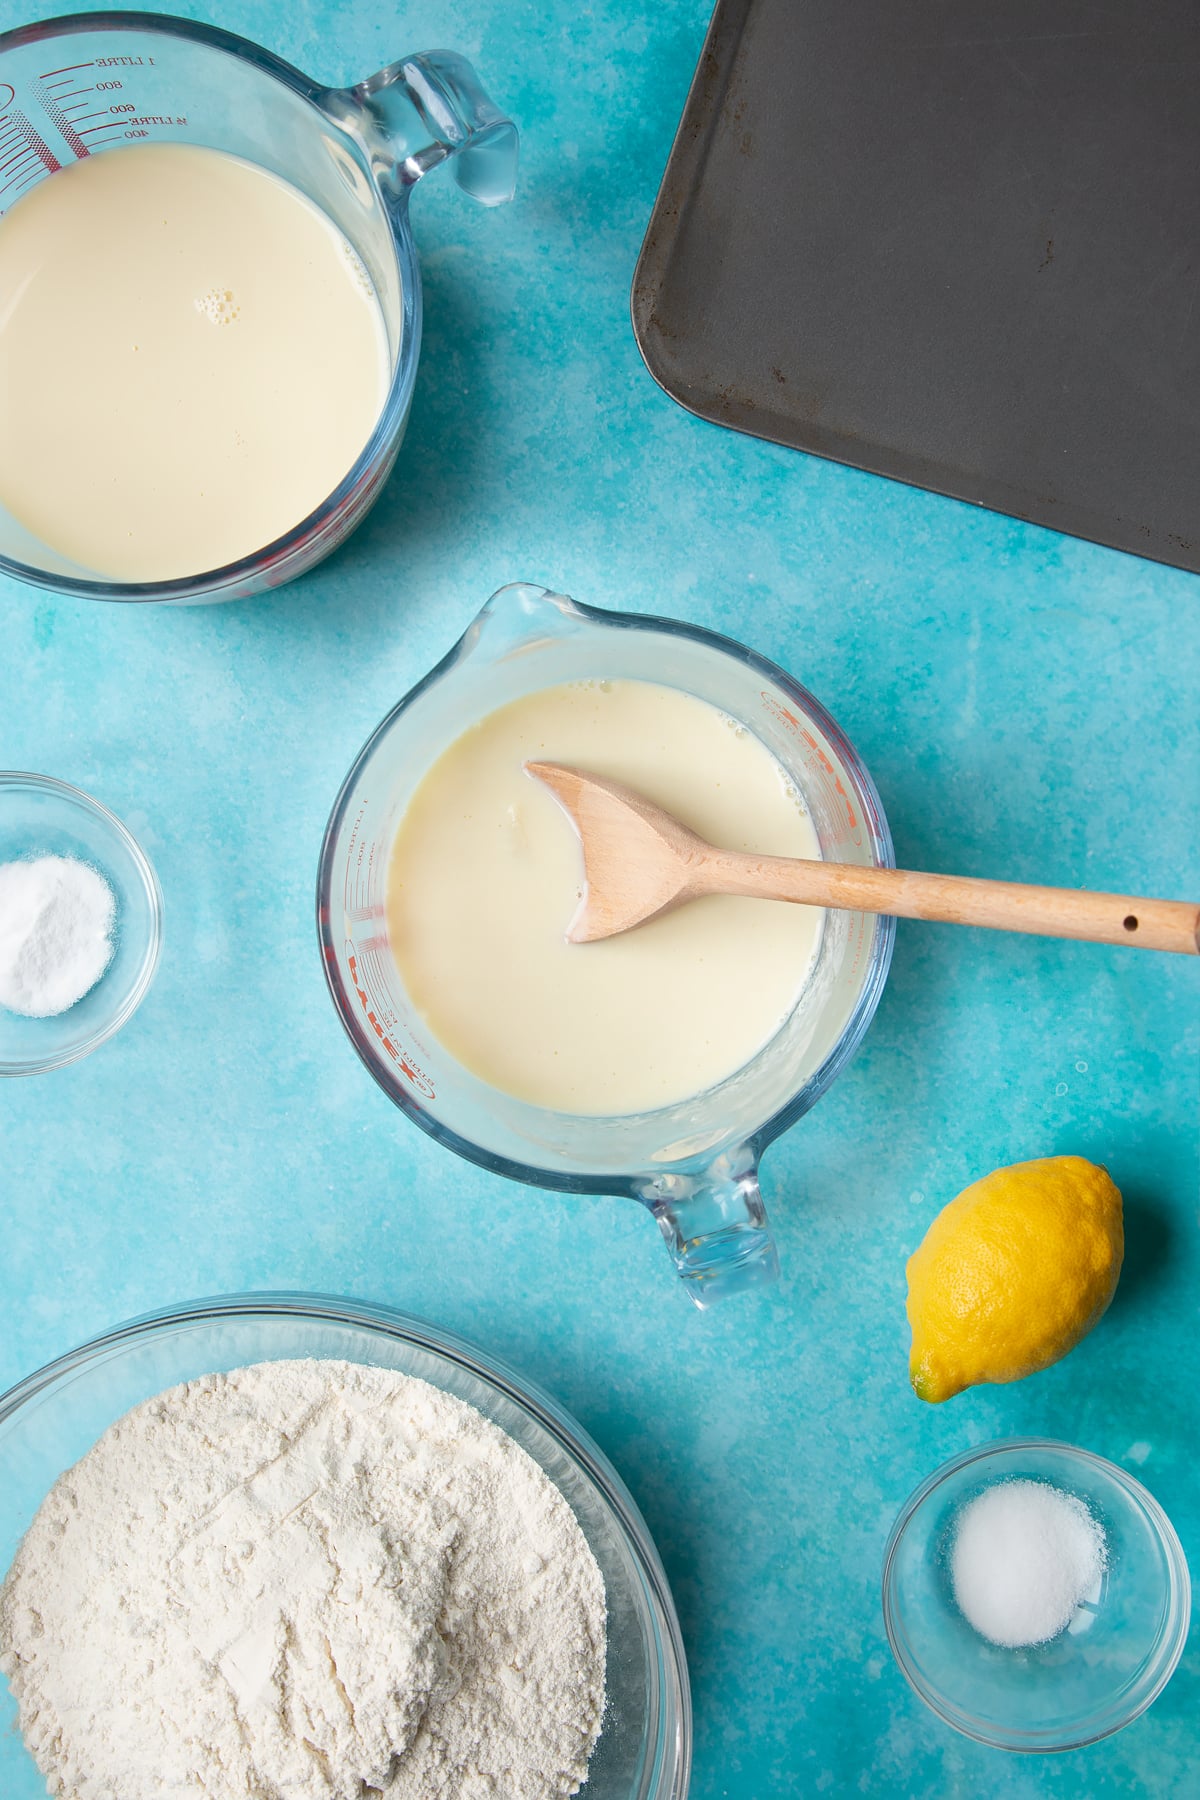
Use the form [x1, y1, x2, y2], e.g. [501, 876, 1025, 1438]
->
[525, 761, 1200, 955]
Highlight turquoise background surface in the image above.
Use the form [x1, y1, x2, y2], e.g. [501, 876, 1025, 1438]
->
[1, 1, 1198, 1794]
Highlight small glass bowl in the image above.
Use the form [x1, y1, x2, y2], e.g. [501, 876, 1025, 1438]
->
[0, 773, 162, 1075]
[882, 1439, 1190, 1752]
[0, 1293, 691, 1800]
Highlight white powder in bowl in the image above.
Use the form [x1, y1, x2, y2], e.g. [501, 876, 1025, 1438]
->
[0, 1358, 607, 1800]
[0, 854, 115, 1017]
[950, 1477, 1107, 1648]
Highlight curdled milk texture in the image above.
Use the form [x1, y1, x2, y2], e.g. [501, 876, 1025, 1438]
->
[0, 144, 390, 581]
[386, 679, 825, 1115]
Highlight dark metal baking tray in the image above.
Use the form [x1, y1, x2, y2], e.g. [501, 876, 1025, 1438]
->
[632, 0, 1200, 573]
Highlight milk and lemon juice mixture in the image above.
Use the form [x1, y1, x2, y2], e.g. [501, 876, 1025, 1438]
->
[387, 679, 824, 1114]
[0, 143, 389, 581]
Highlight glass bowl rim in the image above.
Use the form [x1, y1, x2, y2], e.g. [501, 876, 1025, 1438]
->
[0, 1288, 693, 1799]
[881, 1435, 1192, 1753]
[0, 770, 163, 1075]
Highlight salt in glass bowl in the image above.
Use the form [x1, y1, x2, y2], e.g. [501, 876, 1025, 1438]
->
[882, 1438, 1190, 1752]
[0, 1293, 692, 1799]
[0, 773, 162, 1075]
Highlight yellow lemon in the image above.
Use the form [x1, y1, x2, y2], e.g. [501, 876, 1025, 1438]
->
[906, 1156, 1123, 1403]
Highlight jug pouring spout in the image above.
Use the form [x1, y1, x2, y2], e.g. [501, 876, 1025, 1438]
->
[635, 1146, 780, 1308]
[349, 51, 518, 205]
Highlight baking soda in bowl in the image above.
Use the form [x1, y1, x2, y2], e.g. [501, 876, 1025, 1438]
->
[0, 855, 115, 1017]
[951, 1478, 1108, 1648]
[0, 143, 389, 582]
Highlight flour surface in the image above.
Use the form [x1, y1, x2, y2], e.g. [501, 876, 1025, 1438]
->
[0, 1358, 606, 1799]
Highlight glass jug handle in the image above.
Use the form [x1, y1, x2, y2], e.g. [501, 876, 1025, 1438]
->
[635, 1147, 780, 1308]
[352, 51, 518, 205]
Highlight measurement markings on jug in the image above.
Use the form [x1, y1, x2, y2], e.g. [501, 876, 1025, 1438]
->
[0, 108, 60, 208]
[759, 689, 863, 846]
[343, 804, 370, 913]
[36, 64, 178, 157]
[35, 66, 121, 157]
[38, 92, 95, 160]
[759, 689, 802, 733]
[345, 943, 436, 1097]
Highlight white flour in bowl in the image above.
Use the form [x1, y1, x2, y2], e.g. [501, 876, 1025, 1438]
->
[0, 1358, 606, 1799]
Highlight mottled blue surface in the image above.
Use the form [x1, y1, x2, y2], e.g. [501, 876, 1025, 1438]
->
[1, 2, 1198, 1795]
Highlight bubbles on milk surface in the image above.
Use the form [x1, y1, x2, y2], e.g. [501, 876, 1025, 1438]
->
[340, 239, 376, 300]
[194, 287, 241, 325]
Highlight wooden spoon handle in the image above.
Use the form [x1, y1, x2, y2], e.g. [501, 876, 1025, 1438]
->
[701, 851, 1200, 955]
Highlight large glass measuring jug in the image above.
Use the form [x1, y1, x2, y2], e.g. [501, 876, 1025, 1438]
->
[0, 11, 517, 603]
[318, 584, 896, 1307]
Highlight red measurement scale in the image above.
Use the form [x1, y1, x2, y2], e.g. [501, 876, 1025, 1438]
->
[0, 77, 59, 206]
[0, 55, 187, 211]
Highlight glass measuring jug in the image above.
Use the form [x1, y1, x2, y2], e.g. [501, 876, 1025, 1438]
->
[318, 584, 896, 1307]
[0, 11, 517, 603]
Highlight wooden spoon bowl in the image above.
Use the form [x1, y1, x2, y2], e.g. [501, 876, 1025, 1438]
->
[525, 761, 1200, 955]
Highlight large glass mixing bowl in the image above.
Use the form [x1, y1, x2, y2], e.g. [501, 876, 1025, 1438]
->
[0, 1293, 691, 1798]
